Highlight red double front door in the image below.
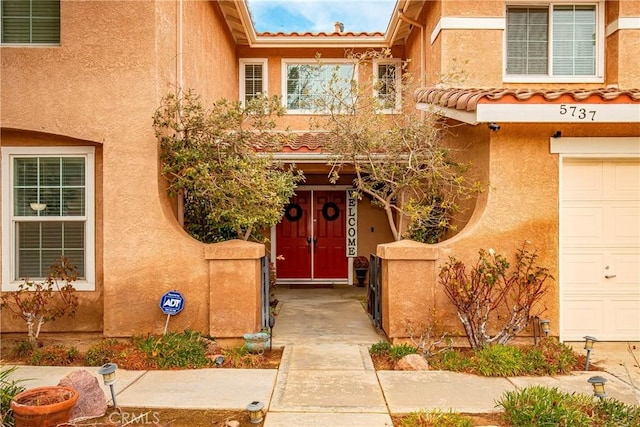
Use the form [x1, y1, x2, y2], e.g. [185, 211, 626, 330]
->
[276, 190, 348, 280]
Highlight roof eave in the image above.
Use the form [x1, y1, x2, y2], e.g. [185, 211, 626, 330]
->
[416, 103, 479, 125]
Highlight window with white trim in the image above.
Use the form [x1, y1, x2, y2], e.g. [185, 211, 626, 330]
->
[505, 3, 601, 81]
[374, 60, 401, 112]
[283, 60, 356, 113]
[2, 147, 95, 291]
[1, 0, 60, 44]
[239, 59, 268, 106]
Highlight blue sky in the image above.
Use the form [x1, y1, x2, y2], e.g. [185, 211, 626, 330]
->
[246, 0, 396, 33]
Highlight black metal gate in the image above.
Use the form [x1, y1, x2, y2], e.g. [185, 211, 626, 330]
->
[260, 255, 270, 330]
[367, 253, 382, 329]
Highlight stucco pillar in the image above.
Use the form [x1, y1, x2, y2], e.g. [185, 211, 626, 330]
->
[205, 239, 265, 340]
[377, 240, 439, 343]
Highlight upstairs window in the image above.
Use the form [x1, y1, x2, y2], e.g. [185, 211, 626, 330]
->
[239, 59, 268, 106]
[506, 3, 600, 81]
[1, 0, 60, 44]
[374, 60, 401, 112]
[283, 61, 355, 113]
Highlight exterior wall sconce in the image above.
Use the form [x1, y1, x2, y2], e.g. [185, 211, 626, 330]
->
[246, 400, 264, 424]
[98, 363, 118, 408]
[587, 376, 608, 400]
[584, 336, 598, 370]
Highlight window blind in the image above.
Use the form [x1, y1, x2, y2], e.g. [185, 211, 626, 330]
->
[13, 156, 86, 279]
[552, 5, 596, 76]
[1, 0, 60, 44]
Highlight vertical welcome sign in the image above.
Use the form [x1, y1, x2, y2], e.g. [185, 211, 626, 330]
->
[346, 189, 357, 257]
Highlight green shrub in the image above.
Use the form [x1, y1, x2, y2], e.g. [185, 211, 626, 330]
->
[221, 345, 266, 369]
[389, 343, 419, 360]
[84, 338, 121, 366]
[472, 344, 523, 377]
[30, 345, 80, 366]
[10, 341, 35, 359]
[592, 398, 640, 426]
[535, 337, 577, 375]
[0, 366, 26, 427]
[136, 330, 209, 369]
[522, 346, 548, 375]
[429, 349, 473, 372]
[497, 385, 593, 426]
[370, 341, 392, 356]
[400, 409, 473, 427]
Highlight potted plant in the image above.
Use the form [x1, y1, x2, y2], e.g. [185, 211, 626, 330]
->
[353, 256, 369, 287]
[10, 385, 78, 427]
[243, 332, 270, 353]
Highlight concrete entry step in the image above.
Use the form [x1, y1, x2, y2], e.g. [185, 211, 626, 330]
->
[271, 286, 385, 346]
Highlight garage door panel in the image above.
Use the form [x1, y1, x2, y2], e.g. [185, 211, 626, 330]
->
[563, 207, 604, 243]
[610, 161, 640, 198]
[563, 300, 604, 340]
[609, 300, 640, 340]
[563, 162, 603, 200]
[609, 206, 639, 243]
[610, 253, 640, 284]
[563, 253, 602, 288]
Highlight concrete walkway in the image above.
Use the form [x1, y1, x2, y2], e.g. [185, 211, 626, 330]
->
[6, 286, 640, 426]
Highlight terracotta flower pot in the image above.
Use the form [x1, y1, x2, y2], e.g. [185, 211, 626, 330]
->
[10, 386, 79, 427]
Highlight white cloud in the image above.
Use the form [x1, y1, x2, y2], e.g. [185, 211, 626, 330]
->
[247, 0, 395, 33]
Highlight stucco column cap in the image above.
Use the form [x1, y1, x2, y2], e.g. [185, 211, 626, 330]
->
[204, 239, 266, 260]
[376, 239, 439, 260]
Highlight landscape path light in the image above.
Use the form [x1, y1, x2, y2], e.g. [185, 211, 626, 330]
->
[268, 315, 276, 351]
[583, 336, 598, 370]
[539, 319, 550, 336]
[246, 400, 264, 424]
[98, 362, 118, 408]
[587, 376, 608, 400]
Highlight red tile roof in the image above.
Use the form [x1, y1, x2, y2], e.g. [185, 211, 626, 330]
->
[414, 87, 640, 112]
[252, 132, 331, 153]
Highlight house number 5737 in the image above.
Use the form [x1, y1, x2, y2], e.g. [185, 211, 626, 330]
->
[559, 104, 596, 121]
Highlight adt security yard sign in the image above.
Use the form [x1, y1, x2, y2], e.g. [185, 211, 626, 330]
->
[160, 291, 184, 315]
[160, 290, 184, 335]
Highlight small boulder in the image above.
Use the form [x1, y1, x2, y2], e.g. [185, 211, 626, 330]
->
[204, 340, 220, 355]
[395, 353, 429, 371]
[58, 369, 107, 421]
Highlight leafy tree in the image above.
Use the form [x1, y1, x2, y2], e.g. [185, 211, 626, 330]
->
[153, 91, 304, 241]
[311, 50, 482, 241]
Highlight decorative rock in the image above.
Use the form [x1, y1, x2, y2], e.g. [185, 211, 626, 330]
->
[395, 353, 429, 371]
[225, 420, 240, 427]
[204, 339, 220, 355]
[58, 370, 107, 421]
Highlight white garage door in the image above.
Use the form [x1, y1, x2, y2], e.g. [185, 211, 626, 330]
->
[561, 159, 640, 341]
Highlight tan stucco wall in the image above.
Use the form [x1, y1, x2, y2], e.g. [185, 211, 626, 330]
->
[205, 240, 265, 338]
[1, 0, 240, 337]
[383, 120, 640, 341]
[236, 46, 405, 131]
